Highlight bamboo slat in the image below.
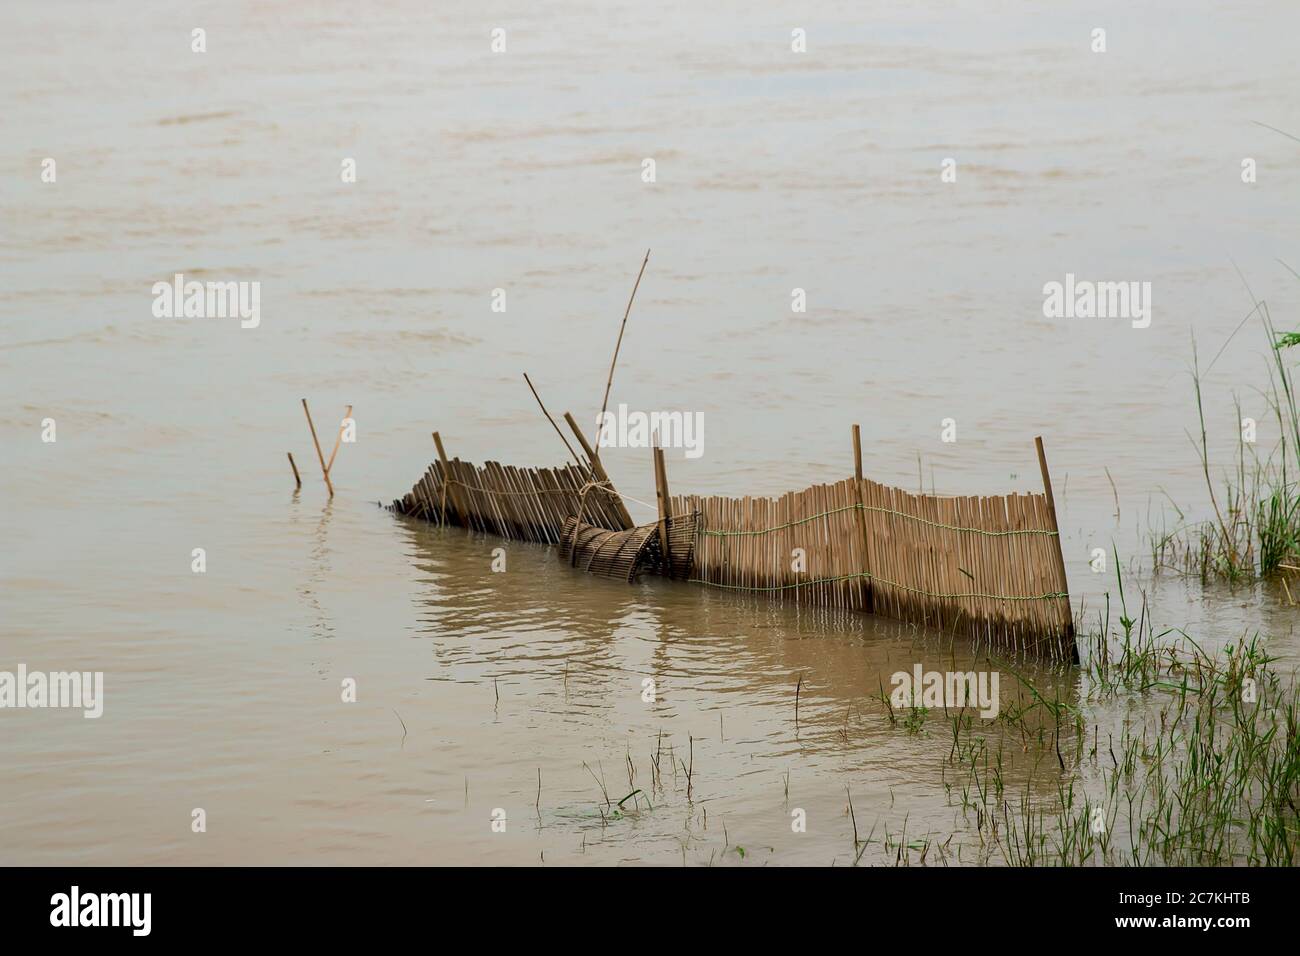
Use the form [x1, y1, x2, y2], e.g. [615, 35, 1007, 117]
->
[673, 473, 1075, 661]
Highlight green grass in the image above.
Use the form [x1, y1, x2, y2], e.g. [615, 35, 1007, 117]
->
[1150, 301, 1300, 581]
[927, 596, 1299, 865]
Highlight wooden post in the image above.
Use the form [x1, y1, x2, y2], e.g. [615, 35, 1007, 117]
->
[654, 445, 673, 576]
[433, 431, 468, 526]
[1035, 436, 1078, 663]
[301, 399, 334, 497]
[562, 411, 634, 529]
[851, 425, 873, 613]
[287, 452, 302, 489]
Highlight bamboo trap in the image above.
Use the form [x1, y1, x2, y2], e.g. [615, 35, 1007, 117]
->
[557, 512, 699, 582]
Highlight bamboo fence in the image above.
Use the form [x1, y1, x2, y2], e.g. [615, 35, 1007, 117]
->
[390, 457, 626, 544]
[389, 432, 1077, 661]
[674, 477, 1075, 660]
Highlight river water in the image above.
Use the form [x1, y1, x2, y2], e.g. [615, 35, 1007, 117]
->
[2, 0, 1297, 864]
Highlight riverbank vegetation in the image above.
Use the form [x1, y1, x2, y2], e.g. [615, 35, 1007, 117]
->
[917, 564, 1299, 866]
[1150, 299, 1300, 583]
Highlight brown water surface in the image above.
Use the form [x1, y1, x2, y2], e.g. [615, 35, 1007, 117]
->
[2, 0, 1298, 864]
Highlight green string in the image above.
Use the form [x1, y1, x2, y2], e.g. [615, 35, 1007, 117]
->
[694, 502, 1058, 538]
[687, 571, 1067, 603]
[695, 504, 860, 535]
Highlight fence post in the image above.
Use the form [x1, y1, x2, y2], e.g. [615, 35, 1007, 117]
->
[851, 425, 874, 613]
[1035, 436, 1078, 663]
[433, 431, 467, 526]
[654, 445, 673, 576]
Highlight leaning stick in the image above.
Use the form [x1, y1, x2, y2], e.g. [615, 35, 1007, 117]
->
[287, 452, 302, 489]
[563, 411, 634, 530]
[301, 399, 334, 497]
[326, 404, 353, 475]
[524, 373, 583, 466]
[596, 249, 651, 449]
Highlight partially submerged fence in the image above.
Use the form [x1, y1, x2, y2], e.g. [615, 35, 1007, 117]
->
[676, 478, 1074, 661]
[677, 478, 870, 612]
[391, 434, 628, 544]
[389, 426, 1076, 661]
[674, 430, 1075, 660]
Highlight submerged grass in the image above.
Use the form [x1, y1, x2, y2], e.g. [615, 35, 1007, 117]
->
[571, 563, 1295, 865]
[924, 565, 1300, 865]
[1151, 299, 1300, 580]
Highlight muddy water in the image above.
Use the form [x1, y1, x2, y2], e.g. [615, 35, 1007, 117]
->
[2, 0, 1298, 864]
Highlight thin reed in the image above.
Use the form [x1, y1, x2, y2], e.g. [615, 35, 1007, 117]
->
[1151, 304, 1300, 580]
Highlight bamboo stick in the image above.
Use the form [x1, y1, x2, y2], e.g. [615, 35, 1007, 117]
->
[527, 468, 557, 541]
[562, 411, 634, 529]
[917, 486, 935, 628]
[325, 404, 353, 475]
[301, 399, 335, 497]
[490, 462, 517, 538]
[653, 446, 673, 576]
[524, 373, 583, 466]
[433, 432, 467, 527]
[287, 452, 301, 489]
[850, 425, 873, 613]
[597, 249, 651, 447]
[1035, 436, 1077, 662]
[483, 462, 511, 538]
[940, 494, 958, 632]
[527, 468, 553, 541]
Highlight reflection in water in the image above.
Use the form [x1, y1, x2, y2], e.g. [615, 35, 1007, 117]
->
[297, 499, 337, 640]
[392, 512, 1082, 863]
